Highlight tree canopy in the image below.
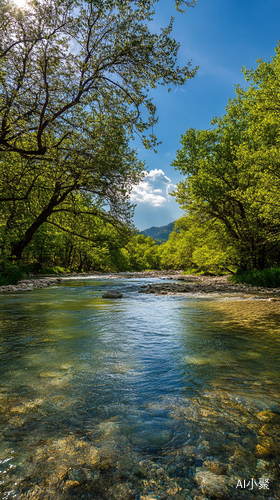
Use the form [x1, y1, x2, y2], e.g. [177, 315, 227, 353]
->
[0, 0, 197, 157]
[0, 0, 197, 269]
[172, 45, 280, 271]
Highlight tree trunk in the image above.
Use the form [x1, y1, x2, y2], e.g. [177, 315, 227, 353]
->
[11, 188, 73, 261]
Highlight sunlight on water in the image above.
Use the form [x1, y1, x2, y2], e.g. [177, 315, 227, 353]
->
[0, 278, 279, 499]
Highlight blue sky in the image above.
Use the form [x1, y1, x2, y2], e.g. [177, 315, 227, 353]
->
[131, 0, 280, 230]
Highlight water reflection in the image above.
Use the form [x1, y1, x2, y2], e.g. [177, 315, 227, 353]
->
[0, 278, 279, 499]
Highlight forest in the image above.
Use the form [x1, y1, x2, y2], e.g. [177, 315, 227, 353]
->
[1, 0, 280, 287]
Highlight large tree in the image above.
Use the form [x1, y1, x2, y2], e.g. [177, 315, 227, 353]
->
[0, 0, 197, 264]
[0, 115, 143, 261]
[0, 0, 197, 157]
[172, 47, 280, 270]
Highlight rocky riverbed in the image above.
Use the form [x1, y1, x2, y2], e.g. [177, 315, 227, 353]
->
[1, 271, 280, 298]
[138, 274, 280, 298]
[1, 390, 280, 500]
[0, 276, 63, 292]
[0, 271, 181, 293]
[1, 273, 280, 499]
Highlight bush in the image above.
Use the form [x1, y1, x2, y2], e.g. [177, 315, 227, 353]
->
[39, 266, 67, 275]
[230, 268, 280, 288]
[0, 262, 25, 286]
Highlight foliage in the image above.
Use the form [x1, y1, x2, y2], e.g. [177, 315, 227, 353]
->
[18, 212, 133, 272]
[171, 45, 280, 271]
[0, 261, 24, 285]
[229, 268, 280, 288]
[0, 120, 143, 261]
[159, 215, 233, 273]
[0, 0, 197, 157]
[90, 0, 196, 14]
[122, 234, 161, 270]
[39, 266, 67, 275]
[0, 0, 196, 267]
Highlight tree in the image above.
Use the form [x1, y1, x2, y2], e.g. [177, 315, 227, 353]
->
[0, 0, 197, 266]
[22, 210, 130, 272]
[0, 0, 197, 157]
[0, 116, 143, 261]
[123, 234, 161, 270]
[90, 0, 196, 12]
[172, 48, 280, 270]
[159, 215, 232, 273]
[236, 46, 280, 229]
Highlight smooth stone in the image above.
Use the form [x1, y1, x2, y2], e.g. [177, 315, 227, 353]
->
[68, 467, 87, 485]
[195, 469, 229, 498]
[255, 444, 272, 458]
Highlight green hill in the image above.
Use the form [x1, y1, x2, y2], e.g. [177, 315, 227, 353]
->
[139, 222, 175, 242]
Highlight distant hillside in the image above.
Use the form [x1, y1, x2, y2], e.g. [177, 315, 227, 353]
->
[139, 222, 175, 242]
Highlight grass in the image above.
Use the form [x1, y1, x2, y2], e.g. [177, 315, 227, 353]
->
[229, 268, 280, 288]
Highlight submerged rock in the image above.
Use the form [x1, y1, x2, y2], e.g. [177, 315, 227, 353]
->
[195, 469, 229, 498]
[107, 482, 136, 500]
[257, 410, 280, 423]
[203, 460, 228, 475]
[102, 291, 123, 298]
[67, 467, 87, 484]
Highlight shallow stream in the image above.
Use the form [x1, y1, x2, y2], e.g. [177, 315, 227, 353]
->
[0, 277, 280, 499]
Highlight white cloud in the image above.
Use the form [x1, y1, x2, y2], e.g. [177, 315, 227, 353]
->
[130, 169, 177, 207]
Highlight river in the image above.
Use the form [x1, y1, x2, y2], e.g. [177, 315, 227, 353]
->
[0, 276, 279, 499]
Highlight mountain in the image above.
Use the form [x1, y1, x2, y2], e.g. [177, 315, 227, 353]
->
[139, 222, 175, 242]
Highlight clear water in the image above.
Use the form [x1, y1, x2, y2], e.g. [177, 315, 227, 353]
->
[0, 277, 280, 499]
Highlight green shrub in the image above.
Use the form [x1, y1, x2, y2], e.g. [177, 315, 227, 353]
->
[230, 268, 280, 288]
[182, 268, 224, 276]
[182, 268, 199, 275]
[0, 262, 25, 286]
[40, 266, 67, 275]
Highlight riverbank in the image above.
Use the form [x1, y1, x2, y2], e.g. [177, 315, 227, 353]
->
[0, 276, 63, 293]
[1, 270, 280, 296]
[0, 270, 181, 293]
[138, 273, 280, 297]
